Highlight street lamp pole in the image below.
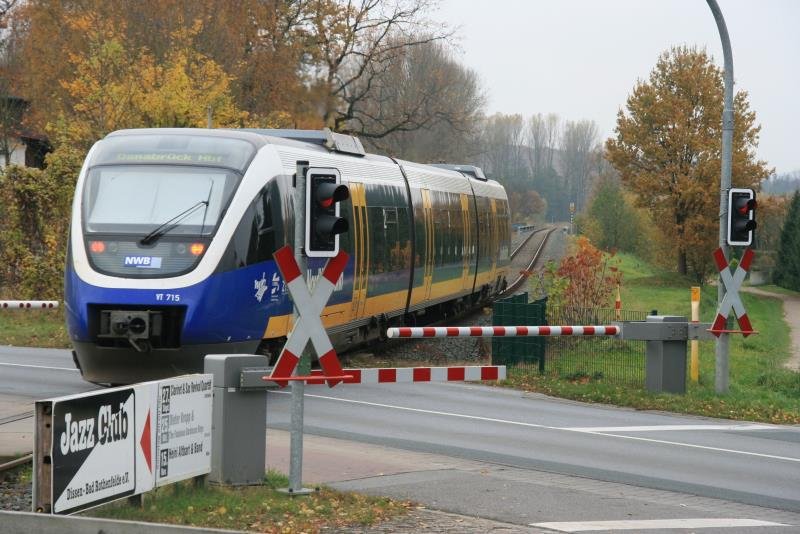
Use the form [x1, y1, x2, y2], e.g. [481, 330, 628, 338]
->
[706, 0, 734, 393]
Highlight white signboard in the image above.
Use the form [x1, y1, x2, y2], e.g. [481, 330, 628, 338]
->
[52, 387, 137, 513]
[39, 374, 212, 515]
[155, 376, 213, 486]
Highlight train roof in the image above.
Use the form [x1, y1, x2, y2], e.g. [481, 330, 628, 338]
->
[104, 128, 499, 189]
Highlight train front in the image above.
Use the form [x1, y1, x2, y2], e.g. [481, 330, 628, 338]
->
[66, 129, 284, 384]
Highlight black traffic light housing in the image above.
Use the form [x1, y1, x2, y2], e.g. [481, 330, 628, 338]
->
[727, 188, 756, 247]
[305, 169, 349, 257]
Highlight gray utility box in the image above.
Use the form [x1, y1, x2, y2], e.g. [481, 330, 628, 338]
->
[620, 315, 690, 394]
[644, 316, 687, 394]
[205, 354, 270, 485]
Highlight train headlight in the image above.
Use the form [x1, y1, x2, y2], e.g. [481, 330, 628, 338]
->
[190, 243, 205, 256]
[90, 241, 106, 253]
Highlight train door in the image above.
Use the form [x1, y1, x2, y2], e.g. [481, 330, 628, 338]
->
[421, 189, 434, 300]
[460, 193, 472, 291]
[489, 198, 498, 280]
[349, 182, 369, 319]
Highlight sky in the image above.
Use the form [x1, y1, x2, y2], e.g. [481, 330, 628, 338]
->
[435, 0, 800, 175]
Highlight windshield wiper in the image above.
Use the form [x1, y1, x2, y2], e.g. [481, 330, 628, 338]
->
[140, 200, 209, 245]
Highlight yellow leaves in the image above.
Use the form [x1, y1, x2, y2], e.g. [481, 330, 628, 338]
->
[607, 45, 771, 280]
[47, 12, 248, 146]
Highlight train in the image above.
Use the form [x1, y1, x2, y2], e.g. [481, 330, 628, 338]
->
[65, 128, 511, 384]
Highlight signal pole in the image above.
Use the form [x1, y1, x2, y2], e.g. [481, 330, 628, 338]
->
[707, 0, 734, 393]
[287, 161, 313, 494]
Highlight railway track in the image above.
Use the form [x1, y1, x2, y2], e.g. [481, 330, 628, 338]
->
[0, 411, 34, 473]
[502, 226, 555, 297]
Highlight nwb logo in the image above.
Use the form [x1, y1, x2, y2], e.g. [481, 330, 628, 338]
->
[124, 256, 162, 268]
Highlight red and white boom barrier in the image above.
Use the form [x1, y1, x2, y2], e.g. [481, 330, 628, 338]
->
[386, 325, 620, 338]
[265, 365, 506, 385]
[1, 300, 59, 309]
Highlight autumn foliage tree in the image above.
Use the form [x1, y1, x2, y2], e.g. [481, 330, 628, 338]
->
[606, 46, 771, 281]
[12, 0, 468, 156]
[539, 237, 622, 314]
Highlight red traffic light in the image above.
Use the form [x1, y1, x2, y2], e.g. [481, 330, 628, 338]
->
[306, 169, 350, 258]
[727, 188, 756, 246]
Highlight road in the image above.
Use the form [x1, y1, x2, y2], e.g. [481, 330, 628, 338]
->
[265, 382, 800, 508]
[2, 346, 799, 532]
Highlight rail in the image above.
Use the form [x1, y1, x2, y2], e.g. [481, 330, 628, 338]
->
[502, 227, 555, 296]
[0, 411, 34, 474]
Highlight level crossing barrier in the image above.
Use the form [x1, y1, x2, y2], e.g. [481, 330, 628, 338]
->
[387, 325, 620, 338]
[389, 316, 716, 395]
[0, 300, 58, 309]
[205, 355, 506, 486]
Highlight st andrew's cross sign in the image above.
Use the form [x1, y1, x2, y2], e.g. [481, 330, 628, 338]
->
[711, 247, 756, 337]
[269, 245, 349, 387]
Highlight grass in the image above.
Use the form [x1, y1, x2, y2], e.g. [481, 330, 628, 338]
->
[84, 471, 410, 533]
[503, 252, 800, 424]
[0, 308, 69, 348]
[754, 284, 800, 297]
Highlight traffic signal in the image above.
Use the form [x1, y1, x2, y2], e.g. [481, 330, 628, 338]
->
[305, 169, 349, 257]
[727, 188, 756, 247]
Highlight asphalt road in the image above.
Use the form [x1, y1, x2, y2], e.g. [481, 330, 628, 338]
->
[266, 381, 800, 514]
[0, 346, 91, 400]
[2, 346, 799, 532]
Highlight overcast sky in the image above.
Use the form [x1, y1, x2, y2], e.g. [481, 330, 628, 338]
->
[435, 0, 799, 175]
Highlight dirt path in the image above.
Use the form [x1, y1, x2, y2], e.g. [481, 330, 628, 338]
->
[741, 286, 800, 371]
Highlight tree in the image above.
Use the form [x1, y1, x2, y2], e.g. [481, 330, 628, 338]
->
[309, 0, 454, 138]
[479, 113, 527, 185]
[525, 113, 559, 178]
[355, 39, 485, 161]
[0, 0, 25, 167]
[40, 9, 245, 153]
[606, 46, 771, 280]
[773, 192, 800, 291]
[582, 175, 646, 255]
[560, 119, 599, 213]
[508, 189, 547, 225]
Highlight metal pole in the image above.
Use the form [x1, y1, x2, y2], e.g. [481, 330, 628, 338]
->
[287, 161, 313, 494]
[707, 0, 733, 393]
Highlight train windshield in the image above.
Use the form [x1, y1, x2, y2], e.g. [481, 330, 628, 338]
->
[83, 165, 240, 236]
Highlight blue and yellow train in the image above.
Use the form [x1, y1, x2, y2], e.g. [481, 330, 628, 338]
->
[65, 128, 511, 384]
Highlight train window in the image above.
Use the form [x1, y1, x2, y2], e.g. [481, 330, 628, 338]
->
[247, 182, 282, 264]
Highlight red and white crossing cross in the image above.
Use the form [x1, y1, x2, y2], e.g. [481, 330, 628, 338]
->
[269, 245, 349, 387]
[712, 247, 755, 337]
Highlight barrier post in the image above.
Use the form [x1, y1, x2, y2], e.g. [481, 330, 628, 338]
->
[644, 316, 688, 394]
[205, 354, 269, 486]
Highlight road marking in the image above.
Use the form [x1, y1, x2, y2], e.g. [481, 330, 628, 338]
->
[0, 362, 79, 372]
[566, 424, 774, 432]
[530, 518, 788, 532]
[274, 391, 800, 464]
